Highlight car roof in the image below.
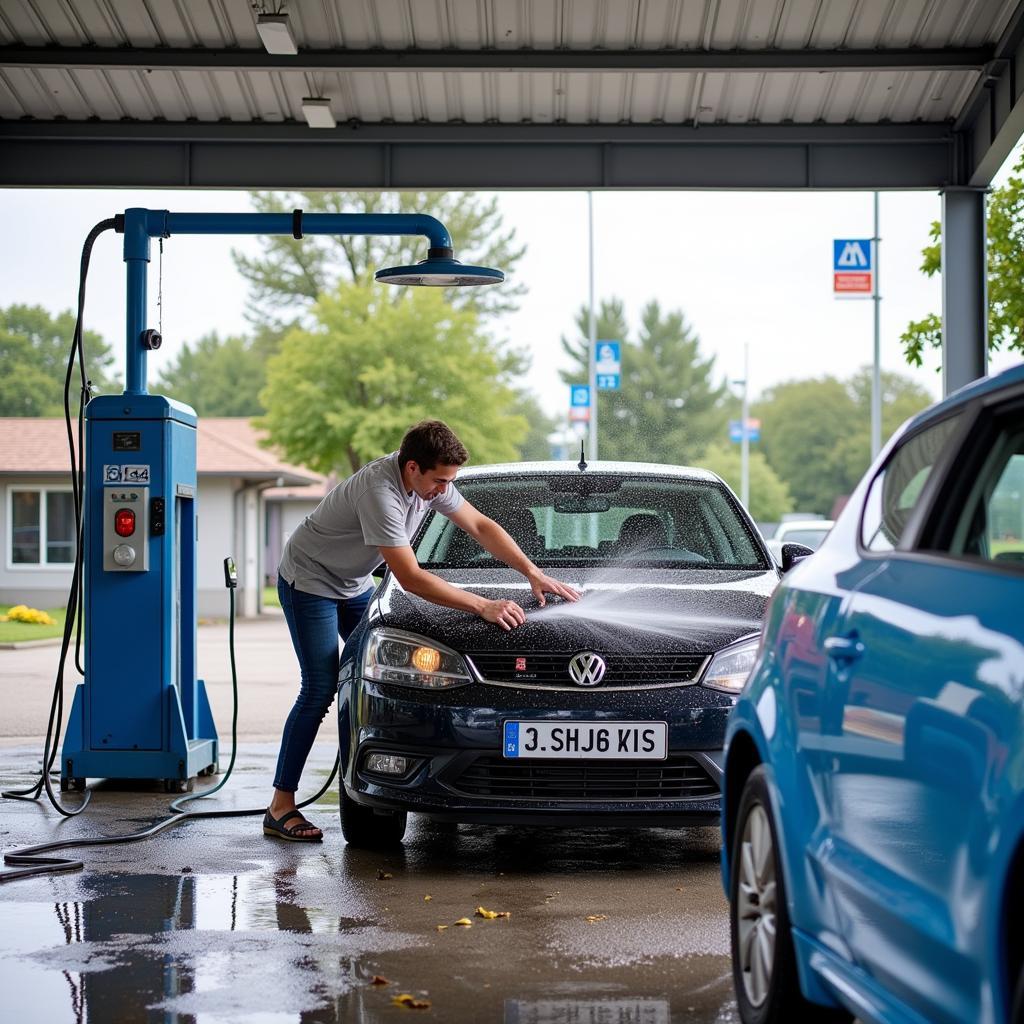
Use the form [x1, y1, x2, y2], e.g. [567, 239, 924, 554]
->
[907, 360, 1024, 432]
[455, 460, 722, 483]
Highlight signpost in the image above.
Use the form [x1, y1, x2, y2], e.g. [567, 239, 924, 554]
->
[569, 384, 590, 422]
[595, 341, 621, 390]
[833, 238, 873, 294]
[834, 194, 882, 458]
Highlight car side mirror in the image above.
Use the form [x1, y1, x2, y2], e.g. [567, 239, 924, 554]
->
[780, 542, 814, 573]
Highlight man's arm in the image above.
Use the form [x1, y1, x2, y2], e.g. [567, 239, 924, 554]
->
[445, 502, 580, 607]
[378, 544, 526, 630]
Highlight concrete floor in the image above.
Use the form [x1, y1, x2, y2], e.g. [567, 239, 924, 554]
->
[1, 616, 739, 1023]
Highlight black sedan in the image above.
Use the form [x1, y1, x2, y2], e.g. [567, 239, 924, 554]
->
[336, 462, 797, 848]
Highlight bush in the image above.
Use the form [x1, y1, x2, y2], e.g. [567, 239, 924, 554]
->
[1, 604, 56, 626]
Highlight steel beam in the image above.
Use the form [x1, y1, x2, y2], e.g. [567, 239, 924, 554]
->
[955, 3, 1024, 185]
[0, 120, 956, 190]
[941, 189, 988, 395]
[0, 44, 993, 74]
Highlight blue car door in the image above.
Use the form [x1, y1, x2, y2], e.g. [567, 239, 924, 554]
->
[820, 397, 1024, 1024]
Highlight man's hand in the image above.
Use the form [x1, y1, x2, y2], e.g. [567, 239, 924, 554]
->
[479, 599, 527, 631]
[528, 571, 581, 608]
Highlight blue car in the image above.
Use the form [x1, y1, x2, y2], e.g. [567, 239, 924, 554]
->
[722, 363, 1024, 1024]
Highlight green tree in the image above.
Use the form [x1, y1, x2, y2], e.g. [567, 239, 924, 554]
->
[560, 299, 728, 464]
[514, 392, 559, 461]
[156, 332, 267, 416]
[233, 191, 526, 330]
[696, 444, 794, 522]
[754, 369, 932, 514]
[902, 151, 1024, 366]
[0, 304, 118, 416]
[259, 278, 528, 475]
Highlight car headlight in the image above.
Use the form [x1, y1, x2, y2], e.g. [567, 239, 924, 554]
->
[701, 634, 760, 694]
[362, 628, 473, 689]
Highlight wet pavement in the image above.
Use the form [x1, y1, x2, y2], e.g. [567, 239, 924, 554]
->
[1, 743, 739, 1023]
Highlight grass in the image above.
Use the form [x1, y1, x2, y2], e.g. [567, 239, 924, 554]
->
[0, 604, 68, 643]
[263, 585, 281, 608]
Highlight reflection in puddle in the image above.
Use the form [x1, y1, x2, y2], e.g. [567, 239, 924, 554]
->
[506, 998, 670, 1023]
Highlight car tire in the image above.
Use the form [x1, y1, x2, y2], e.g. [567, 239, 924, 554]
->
[730, 766, 852, 1024]
[339, 787, 407, 848]
[1012, 959, 1024, 1024]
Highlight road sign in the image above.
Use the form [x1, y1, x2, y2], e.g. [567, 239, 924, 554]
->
[729, 418, 761, 443]
[570, 385, 591, 407]
[597, 373, 620, 390]
[594, 340, 620, 391]
[833, 238, 873, 294]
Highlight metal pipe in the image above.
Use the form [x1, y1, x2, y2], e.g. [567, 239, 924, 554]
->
[740, 344, 750, 510]
[587, 192, 598, 462]
[122, 209, 152, 395]
[871, 192, 881, 458]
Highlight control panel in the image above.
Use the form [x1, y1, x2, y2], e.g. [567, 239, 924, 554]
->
[103, 486, 150, 572]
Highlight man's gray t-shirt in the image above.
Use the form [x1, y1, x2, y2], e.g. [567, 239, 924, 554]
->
[279, 452, 464, 599]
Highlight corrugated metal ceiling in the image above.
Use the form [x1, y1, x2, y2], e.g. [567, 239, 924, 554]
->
[0, 0, 1016, 127]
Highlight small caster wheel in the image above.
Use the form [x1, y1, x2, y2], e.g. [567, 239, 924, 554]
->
[60, 777, 86, 793]
[164, 778, 194, 794]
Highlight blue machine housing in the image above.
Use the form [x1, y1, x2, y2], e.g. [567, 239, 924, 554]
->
[61, 394, 217, 784]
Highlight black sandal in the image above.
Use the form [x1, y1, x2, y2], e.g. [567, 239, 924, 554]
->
[263, 808, 323, 843]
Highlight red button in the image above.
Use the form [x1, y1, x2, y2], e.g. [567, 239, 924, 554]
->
[114, 508, 136, 537]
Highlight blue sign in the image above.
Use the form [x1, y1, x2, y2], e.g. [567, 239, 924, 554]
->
[595, 341, 621, 367]
[833, 239, 872, 272]
[504, 721, 519, 756]
[729, 419, 761, 443]
[597, 373, 620, 390]
[570, 385, 591, 407]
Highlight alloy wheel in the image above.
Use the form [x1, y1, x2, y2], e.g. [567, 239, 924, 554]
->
[736, 802, 778, 1008]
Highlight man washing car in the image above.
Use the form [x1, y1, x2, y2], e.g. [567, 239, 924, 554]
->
[263, 420, 579, 842]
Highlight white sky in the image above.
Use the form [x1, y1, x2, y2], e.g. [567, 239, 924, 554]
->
[2, 145, 1023, 421]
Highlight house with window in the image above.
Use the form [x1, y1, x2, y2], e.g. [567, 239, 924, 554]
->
[0, 418, 324, 618]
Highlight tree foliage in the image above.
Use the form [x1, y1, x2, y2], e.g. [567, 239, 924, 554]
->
[695, 444, 793, 522]
[233, 191, 526, 330]
[259, 279, 528, 475]
[0, 304, 118, 416]
[559, 298, 728, 465]
[753, 369, 932, 514]
[902, 151, 1024, 366]
[156, 332, 270, 416]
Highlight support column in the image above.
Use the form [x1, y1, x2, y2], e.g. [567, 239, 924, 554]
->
[941, 188, 988, 396]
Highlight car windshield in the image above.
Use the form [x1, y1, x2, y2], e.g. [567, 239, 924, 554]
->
[415, 473, 767, 569]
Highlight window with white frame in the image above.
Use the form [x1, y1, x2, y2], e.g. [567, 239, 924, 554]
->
[8, 488, 75, 567]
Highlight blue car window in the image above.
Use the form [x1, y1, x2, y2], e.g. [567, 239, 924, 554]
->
[948, 428, 1024, 565]
[861, 413, 962, 552]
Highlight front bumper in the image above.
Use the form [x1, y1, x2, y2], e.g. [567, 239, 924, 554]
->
[339, 678, 731, 826]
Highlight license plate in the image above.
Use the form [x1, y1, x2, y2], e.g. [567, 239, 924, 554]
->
[503, 721, 667, 760]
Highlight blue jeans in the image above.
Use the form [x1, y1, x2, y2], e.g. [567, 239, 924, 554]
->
[273, 577, 375, 792]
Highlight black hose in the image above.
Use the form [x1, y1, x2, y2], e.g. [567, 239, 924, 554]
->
[1, 583, 341, 883]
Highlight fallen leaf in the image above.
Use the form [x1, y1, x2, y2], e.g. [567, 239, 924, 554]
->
[377, 869, 393, 880]
[475, 906, 511, 919]
[424, 895, 432, 901]
[585, 914, 608, 924]
[453, 917, 473, 927]
[675, 887, 683, 892]
[392, 993, 431, 1009]
[435, 924, 449, 931]
[370, 975, 390, 986]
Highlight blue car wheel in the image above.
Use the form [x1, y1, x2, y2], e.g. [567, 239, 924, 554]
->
[730, 766, 851, 1024]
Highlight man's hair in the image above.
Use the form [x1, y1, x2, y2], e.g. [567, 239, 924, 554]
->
[398, 420, 469, 471]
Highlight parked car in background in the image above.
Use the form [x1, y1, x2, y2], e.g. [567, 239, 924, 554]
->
[335, 462, 803, 849]
[766, 518, 834, 563]
[721, 362, 1024, 1024]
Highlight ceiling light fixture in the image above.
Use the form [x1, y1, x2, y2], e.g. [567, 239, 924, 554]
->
[256, 13, 298, 55]
[301, 98, 336, 129]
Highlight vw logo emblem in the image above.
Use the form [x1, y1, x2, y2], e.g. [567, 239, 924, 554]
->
[568, 651, 607, 687]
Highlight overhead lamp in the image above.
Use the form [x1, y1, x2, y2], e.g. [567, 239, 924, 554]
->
[301, 97, 336, 129]
[256, 13, 298, 55]
[376, 247, 505, 287]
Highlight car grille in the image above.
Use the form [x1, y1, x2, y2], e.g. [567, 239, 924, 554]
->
[448, 755, 719, 802]
[465, 651, 709, 689]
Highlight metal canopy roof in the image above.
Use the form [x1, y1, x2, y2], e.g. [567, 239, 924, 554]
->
[2, 0, 1024, 190]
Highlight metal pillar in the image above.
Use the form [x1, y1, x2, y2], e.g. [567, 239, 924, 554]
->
[941, 188, 988, 396]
